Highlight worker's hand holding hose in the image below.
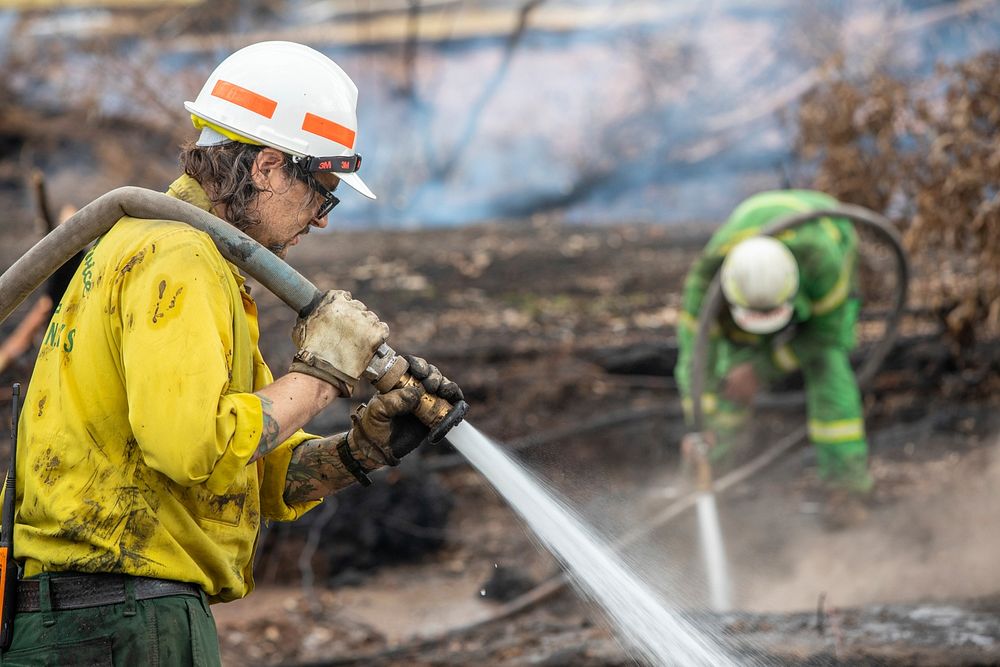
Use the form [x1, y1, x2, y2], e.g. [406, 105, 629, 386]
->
[289, 290, 389, 397]
[723, 362, 759, 406]
[336, 355, 464, 484]
[681, 431, 716, 463]
[403, 354, 465, 406]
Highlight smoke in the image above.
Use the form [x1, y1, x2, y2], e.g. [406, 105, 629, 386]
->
[736, 435, 1000, 613]
[526, 403, 1000, 620]
[6, 2, 1000, 228]
[338, 0, 1000, 228]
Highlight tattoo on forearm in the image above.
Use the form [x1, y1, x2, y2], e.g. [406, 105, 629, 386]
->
[254, 395, 281, 461]
[284, 457, 325, 504]
[283, 435, 353, 504]
[284, 460, 324, 504]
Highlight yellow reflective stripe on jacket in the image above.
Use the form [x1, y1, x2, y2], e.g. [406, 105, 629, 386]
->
[808, 417, 865, 444]
[710, 408, 747, 430]
[681, 393, 719, 417]
[819, 217, 842, 243]
[679, 310, 698, 333]
[714, 227, 761, 256]
[811, 250, 855, 316]
[772, 344, 799, 372]
[679, 310, 722, 338]
[728, 328, 761, 345]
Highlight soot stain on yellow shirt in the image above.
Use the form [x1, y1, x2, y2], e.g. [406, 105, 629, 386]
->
[32, 446, 60, 486]
[151, 279, 185, 325]
[119, 249, 146, 275]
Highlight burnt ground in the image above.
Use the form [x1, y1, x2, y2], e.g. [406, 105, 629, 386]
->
[2, 217, 1000, 666]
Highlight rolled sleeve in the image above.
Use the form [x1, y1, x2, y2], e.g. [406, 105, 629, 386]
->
[204, 392, 264, 495]
[260, 431, 323, 521]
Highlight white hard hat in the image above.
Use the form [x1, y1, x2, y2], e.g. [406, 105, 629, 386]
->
[720, 236, 799, 334]
[184, 41, 375, 199]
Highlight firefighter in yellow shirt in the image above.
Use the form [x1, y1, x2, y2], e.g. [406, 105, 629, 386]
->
[3, 42, 462, 664]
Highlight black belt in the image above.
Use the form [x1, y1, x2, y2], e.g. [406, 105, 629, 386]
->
[16, 574, 201, 612]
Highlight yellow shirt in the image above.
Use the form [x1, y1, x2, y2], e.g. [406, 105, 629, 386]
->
[12, 175, 320, 602]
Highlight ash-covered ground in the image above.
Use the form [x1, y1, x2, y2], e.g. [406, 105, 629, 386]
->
[1, 213, 999, 665]
[189, 220, 997, 665]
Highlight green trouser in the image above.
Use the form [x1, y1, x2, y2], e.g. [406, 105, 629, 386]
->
[799, 344, 872, 494]
[0, 574, 221, 666]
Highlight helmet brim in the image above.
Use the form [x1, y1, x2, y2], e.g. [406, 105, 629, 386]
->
[731, 303, 794, 335]
[338, 170, 376, 200]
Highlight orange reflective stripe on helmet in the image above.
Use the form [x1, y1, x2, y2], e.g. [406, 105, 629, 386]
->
[301, 112, 356, 149]
[211, 80, 278, 119]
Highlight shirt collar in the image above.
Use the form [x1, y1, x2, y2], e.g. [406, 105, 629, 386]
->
[165, 174, 248, 290]
[166, 173, 214, 212]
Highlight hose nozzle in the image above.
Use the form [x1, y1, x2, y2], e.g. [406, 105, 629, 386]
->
[683, 432, 715, 493]
[363, 343, 468, 443]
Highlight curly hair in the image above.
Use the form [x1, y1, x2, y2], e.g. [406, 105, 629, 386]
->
[178, 141, 298, 233]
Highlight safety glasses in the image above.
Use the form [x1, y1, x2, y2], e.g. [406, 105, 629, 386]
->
[293, 165, 341, 219]
[308, 178, 340, 219]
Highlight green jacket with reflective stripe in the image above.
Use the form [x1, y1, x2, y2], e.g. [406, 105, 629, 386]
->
[676, 190, 860, 402]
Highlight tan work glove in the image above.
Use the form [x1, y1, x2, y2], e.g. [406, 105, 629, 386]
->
[336, 355, 465, 486]
[289, 290, 389, 396]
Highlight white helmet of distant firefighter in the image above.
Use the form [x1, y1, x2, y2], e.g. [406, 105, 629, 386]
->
[720, 236, 799, 334]
[184, 40, 375, 199]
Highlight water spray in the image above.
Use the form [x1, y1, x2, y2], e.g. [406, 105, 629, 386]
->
[686, 432, 732, 612]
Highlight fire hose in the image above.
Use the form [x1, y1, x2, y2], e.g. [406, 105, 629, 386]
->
[0, 186, 468, 440]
